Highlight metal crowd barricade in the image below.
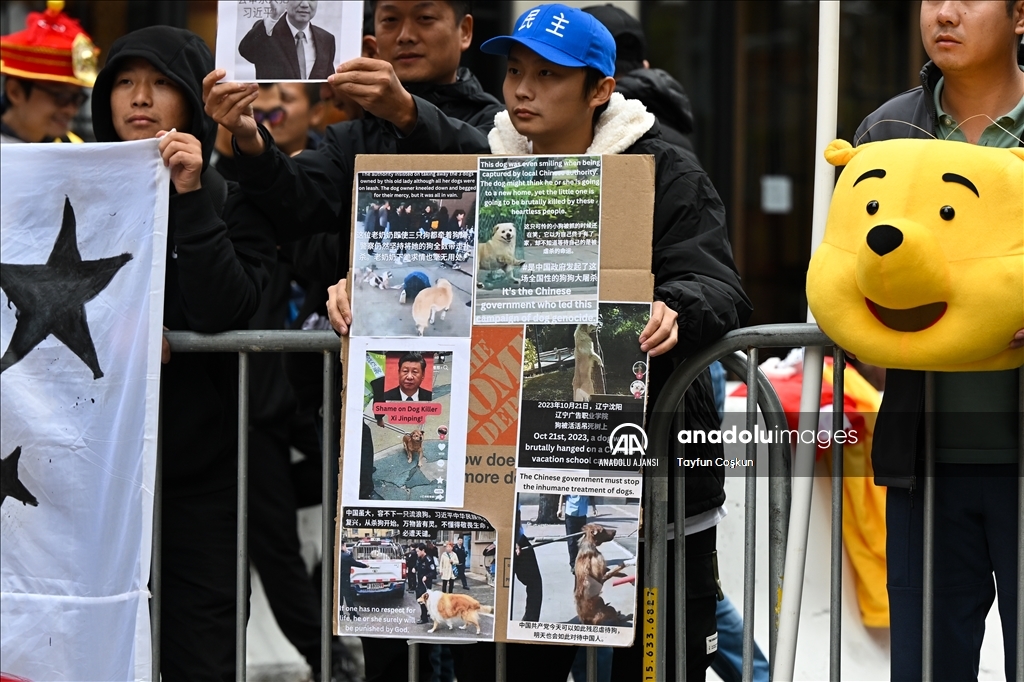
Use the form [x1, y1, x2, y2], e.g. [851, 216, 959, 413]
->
[158, 330, 340, 682]
[153, 325, 1024, 682]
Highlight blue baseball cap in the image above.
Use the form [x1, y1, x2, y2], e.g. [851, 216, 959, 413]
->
[481, 4, 616, 78]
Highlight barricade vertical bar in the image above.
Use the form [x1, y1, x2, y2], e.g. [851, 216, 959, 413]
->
[741, 348, 758, 682]
[236, 351, 250, 682]
[152, 395, 162, 681]
[587, 644, 598, 682]
[646, 420, 669, 682]
[673, 409, 686, 681]
[674, 408, 687, 680]
[495, 641, 506, 682]
[922, 371, 935, 681]
[321, 350, 336, 681]
[829, 349, 845, 681]
[408, 642, 419, 682]
[1017, 367, 1023, 682]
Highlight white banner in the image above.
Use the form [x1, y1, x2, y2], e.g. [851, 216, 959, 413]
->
[0, 140, 169, 681]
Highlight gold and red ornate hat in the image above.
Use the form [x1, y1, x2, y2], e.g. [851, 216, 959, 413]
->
[1, 1, 98, 87]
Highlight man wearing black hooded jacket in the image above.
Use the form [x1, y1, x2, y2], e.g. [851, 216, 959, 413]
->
[204, 0, 504, 336]
[91, 26, 277, 682]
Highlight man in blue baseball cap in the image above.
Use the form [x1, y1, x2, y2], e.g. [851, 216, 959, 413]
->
[473, 5, 748, 681]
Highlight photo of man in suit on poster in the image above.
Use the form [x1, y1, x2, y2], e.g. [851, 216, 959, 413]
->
[237, 0, 336, 80]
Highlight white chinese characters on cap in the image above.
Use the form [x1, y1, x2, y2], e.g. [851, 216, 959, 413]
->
[546, 13, 570, 38]
[518, 9, 540, 31]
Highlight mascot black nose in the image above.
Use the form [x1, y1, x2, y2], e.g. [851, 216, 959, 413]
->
[866, 224, 903, 256]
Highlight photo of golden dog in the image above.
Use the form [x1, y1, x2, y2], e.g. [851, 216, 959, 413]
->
[573, 523, 630, 626]
[477, 222, 525, 287]
[418, 590, 494, 634]
[572, 324, 604, 402]
[411, 278, 454, 336]
[402, 429, 424, 466]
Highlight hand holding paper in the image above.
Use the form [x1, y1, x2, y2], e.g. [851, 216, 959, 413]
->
[157, 129, 203, 194]
[640, 301, 679, 356]
[328, 58, 417, 134]
[327, 277, 352, 335]
[202, 69, 263, 156]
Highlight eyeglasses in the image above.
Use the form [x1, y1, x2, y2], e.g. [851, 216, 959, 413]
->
[32, 83, 88, 108]
[253, 107, 286, 127]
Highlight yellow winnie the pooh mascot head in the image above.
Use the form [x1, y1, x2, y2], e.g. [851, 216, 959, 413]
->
[806, 138, 1023, 371]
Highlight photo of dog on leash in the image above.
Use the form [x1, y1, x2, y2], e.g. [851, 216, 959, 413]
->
[506, 491, 640, 646]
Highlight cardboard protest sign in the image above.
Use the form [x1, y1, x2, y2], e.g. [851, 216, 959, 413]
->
[337, 154, 654, 646]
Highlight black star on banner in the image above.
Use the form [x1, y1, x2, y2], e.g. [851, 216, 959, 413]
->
[0, 196, 132, 379]
[0, 446, 38, 507]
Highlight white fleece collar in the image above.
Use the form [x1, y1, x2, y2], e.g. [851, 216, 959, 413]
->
[487, 92, 656, 156]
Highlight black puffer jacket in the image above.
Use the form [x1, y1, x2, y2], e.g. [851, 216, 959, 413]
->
[92, 27, 277, 496]
[854, 45, 1024, 489]
[233, 68, 504, 281]
[614, 67, 697, 155]
[486, 94, 752, 516]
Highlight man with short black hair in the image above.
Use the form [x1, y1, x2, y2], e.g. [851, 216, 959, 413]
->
[204, 0, 503, 336]
[855, 2, 1023, 679]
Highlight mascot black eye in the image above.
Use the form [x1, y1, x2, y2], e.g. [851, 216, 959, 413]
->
[866, 200, 879, 215]
[940, 205, 955, 221]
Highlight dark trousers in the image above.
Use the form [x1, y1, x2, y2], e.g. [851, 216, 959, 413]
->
[613, 528, 719, 681]
[361, 640, 577, 682]
[513, 535, 543, 621]
[459, 563, 468, 588]
[360, 422, 375, 499]
[248, 421, 324, 672]
[160, 484, 241, 682]
[565, 513, 588, 568]
[887, 463, 1019, 681]
[442, 578, 455, 593]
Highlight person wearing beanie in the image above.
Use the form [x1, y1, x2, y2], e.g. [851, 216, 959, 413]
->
[395, 4, 751, 680]
[90, 25, 277, 682]
[0, 0, 97, 143]
[582, 3, 698, 155]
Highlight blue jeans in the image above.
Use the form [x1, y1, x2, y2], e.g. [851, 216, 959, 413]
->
[571, 646, 613, 682]
[710, 594, 769, 682]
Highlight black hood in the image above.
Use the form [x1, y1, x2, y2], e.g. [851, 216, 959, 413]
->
[615, 67, 695, 138]
[91, 26, 216, 169]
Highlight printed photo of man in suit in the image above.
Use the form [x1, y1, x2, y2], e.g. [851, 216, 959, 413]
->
[238, 0, 336, 80]
[383, 352, 432, 402]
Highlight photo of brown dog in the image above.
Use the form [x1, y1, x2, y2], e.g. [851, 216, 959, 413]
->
[418, 590, 494, 634]
[402, 429, 424, 466]
[573, 523, 630, 626]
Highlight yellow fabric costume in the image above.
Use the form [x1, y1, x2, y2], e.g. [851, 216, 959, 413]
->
[807, 138, 1024, 371]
